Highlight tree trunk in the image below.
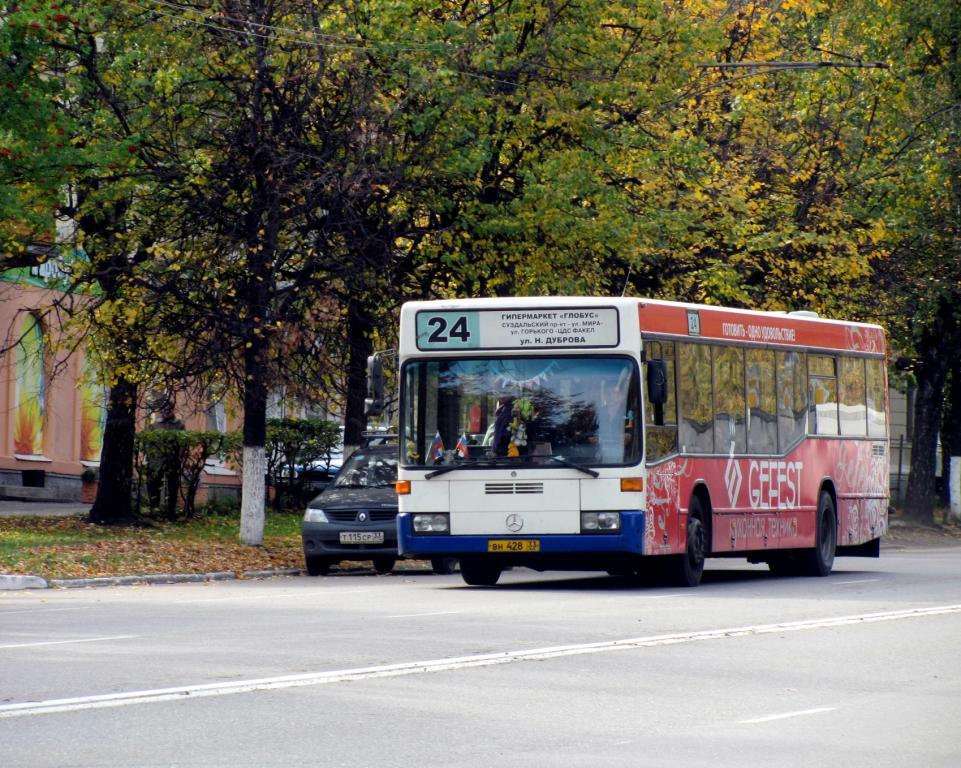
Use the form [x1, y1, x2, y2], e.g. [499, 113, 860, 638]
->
[942, 361, 961, 520]
[903, 332, 950, 524]
[88, 377, 138, 525]
[342, 294, 374, 460]
[239, 337, 268, 546]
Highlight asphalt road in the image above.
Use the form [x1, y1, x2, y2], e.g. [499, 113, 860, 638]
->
[2, 546, 961, 768]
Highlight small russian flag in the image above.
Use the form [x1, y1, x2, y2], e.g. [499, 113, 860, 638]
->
[430, 431, 445, 461]
[454, 432, 469, 459]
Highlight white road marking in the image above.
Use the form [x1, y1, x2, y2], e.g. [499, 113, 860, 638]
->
[0, 635, 136, 650]
[3, 604, 960, 718]
[832, 578, 881, 585]
[740, 706, 836, 724]
[385, 611, 463, 619]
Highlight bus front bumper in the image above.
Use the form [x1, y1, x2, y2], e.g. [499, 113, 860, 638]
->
[397, 511, 646, 557]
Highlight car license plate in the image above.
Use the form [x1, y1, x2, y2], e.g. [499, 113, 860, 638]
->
[339, 531, 385, 544]
[488, 539, 540, 553]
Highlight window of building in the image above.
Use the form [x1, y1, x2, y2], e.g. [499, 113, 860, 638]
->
[13, 313, 46, 456]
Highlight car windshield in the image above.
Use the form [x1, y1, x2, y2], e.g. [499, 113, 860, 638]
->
[401, 356, 641, 468]
[332, 450, 398, 489]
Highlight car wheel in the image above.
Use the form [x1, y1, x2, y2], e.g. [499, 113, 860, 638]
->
[431, 557, 458, 575]
[372, 556, 396, 574]
[305, 556, 331, 576]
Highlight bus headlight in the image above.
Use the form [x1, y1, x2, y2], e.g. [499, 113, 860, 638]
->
[581, 512, 620, 532]
[413, 514, 450, 533]
[303, 508, 329, 523]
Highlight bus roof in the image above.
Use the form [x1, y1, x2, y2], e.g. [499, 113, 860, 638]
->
[401, 297, 886, 356]
[636, 298, 885, 355]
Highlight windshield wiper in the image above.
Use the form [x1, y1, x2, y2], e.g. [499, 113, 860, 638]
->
[424, 458, 515, 479]
[424, 456, 598, 479]
[545, 456, 599, 478]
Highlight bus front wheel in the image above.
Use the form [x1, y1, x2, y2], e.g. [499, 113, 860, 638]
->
[460, 558, 501, 586]
[665, 498, 707, 587]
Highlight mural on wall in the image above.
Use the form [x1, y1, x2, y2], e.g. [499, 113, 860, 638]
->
[79, 355, 107, 462]
[13, 314, 45, 455]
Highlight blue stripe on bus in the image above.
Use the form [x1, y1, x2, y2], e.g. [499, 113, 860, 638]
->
[397, 511, 646, 556]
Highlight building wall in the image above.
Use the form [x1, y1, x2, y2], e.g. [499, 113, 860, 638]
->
[0, 278, 241, 503]
[0, 281, 87, 498]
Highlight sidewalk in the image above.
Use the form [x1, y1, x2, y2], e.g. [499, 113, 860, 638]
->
[0, 500, 91, 518]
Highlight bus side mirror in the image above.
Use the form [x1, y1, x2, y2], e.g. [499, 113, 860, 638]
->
[365, 354, 385, 417]
[646, 359, 668, 406]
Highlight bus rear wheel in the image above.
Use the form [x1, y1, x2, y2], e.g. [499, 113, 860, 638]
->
[800, 491, 836, 577]
[460, 558, 501, 586]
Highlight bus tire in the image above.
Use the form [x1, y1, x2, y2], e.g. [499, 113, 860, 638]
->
[372, 557, 396, 574]
[460, 558, 501, 586]
[800, 491, 837, 577]
[666, 498, 707, 587]
[305, 556, 332, 576]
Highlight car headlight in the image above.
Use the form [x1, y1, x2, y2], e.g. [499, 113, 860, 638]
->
[303, 508, 329, 523]
[412, 514, 450, 533]
[581, 512, 620, 532]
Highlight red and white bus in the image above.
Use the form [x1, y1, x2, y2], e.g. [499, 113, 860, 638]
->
[395, 297, 888, 587]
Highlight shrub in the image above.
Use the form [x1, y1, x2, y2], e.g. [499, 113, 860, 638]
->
[265, 418, 341, 508]
[135, 430, 242, 519]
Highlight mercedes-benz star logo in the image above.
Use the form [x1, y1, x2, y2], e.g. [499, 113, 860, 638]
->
[505, 514, 523, 532]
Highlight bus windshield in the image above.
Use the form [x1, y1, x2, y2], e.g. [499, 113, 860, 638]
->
[401, 356, 641, 469]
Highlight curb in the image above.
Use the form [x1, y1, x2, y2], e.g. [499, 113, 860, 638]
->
[0, 574, 50, 590]
[0, 569, 305, 590]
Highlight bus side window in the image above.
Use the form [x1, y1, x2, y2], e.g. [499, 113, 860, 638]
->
[713, 345, 746, 454]
[678, 342, 714, 454]
[746, 349, 777, 454]
[866, 358, 887, 437]
[809, 355, 839, 436]
[777, 351, 807, 451]
[644, 342, 678, 461]
[839, 356, 867, 437]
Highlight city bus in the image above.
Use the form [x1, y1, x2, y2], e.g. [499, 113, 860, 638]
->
[394, 297, 888, 587]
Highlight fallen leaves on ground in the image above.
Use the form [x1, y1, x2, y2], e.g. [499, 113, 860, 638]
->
[0, 516, 428, 580]
[3, 514, 960, 582]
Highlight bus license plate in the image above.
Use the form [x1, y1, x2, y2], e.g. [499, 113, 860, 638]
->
[340, 531, 384, 544]
[488, 539, 540, 553]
